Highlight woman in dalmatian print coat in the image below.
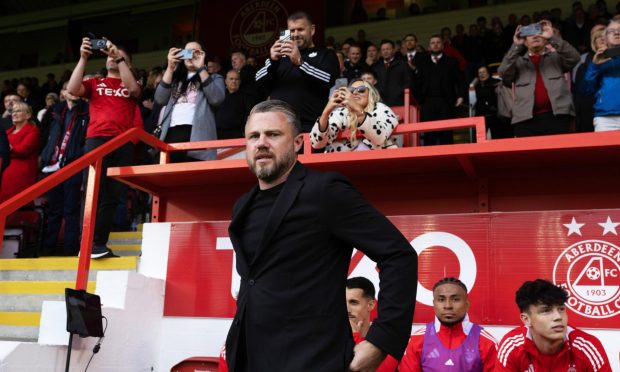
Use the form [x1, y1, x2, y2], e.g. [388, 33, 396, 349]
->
[311, 79, 399, 152]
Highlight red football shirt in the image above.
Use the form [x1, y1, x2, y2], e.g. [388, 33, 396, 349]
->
[81, 77, 142, 138]
[496, 325, 611, 372]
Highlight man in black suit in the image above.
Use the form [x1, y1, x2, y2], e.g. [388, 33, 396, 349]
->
[373, 39, 411, 106]
[413, 35, 464, 145]
[225, 100, 418, 371]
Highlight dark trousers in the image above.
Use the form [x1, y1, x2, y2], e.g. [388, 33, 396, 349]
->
[42, 173, 83, 255]
[421, 97, 454, 146]
[164, 124, 192, 163]
[84, 137, 134, 246]
[513, 112, 572, 137]
[486, 115, 514, 139]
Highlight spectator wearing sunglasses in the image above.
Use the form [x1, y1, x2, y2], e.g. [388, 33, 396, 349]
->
[311, 79, 399, 152]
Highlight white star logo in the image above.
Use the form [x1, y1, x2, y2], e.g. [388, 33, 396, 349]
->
[563, 217, 585, 236]
[598, 216, 620, 236]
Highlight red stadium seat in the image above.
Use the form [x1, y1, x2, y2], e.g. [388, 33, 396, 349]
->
[170, 356, 219, 372]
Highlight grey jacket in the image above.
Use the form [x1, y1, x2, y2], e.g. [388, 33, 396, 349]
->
[154, 74, 225, 160]
[498, 36, 580, 124]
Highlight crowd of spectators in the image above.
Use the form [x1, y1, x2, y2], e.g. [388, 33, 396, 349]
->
[1, 2, 620, 256]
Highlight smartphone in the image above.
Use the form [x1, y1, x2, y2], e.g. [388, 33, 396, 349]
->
[520, 23, 542, 37]
[87, 32, 108, 50]
[90, 39, 107, 50]
[279, 29, 291, 41]
[603, 46, 620, 59]
[176, 49, 194, 60]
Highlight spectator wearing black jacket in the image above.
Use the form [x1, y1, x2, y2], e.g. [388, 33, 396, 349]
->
[216, 70, 256, 139]
[343, 44, 370, 81]
[373, 39, 411, 106]
[413, 35, 464, 145]
[472, 66, 513, 138]
[255, 11, 339, 132]
[40, 84, 88, 256]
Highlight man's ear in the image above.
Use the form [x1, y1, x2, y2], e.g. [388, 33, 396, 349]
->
[520, 312, 531, 327]
[293, 133, 304, 153]
[368, 299, 376, 312]
[311, 24, 316, 37]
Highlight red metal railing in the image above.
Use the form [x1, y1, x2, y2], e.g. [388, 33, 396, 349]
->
[0, 116, 486, 291]
[0, 128, 167, 289]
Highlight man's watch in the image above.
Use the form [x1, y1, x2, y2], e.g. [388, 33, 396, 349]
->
[196, 66, 207, 74]
[114, 57, 125, 64]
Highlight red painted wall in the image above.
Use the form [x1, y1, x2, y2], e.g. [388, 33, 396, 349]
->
[164, 210, 620, 329]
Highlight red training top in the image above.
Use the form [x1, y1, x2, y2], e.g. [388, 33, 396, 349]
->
[496, 325, 611, 372]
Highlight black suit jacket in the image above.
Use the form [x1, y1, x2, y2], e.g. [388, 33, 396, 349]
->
[413, 54, 463, 106]
[373, 58, 412, 106]
[225, 162, 417, 371]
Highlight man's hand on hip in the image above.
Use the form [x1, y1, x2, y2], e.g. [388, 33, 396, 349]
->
[349, 340, 386, 372]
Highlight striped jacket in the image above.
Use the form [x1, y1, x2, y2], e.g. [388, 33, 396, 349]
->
[256, 46, 339, 132]
[496, 325, 611, 372]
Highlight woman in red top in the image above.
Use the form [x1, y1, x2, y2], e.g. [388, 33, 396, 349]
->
[0, 102, 40, 203]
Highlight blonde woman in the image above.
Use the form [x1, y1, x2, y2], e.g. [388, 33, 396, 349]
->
[311, 79, 399, 152]
[0, 102, 40, 203]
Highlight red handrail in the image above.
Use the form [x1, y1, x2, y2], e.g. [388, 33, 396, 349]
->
[0, 128, 168, 289]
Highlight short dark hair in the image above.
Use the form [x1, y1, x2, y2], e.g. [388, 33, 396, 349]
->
[361, 69, 377, 79]
[346, 277, 376, 299]
[249, 100, 301, 135]
[379, 39, 395, 48]
[403, 33, 418, 41]
[515, 279, 569, 313]
[288, 11, 313, 24]
[433, 277, 468, 293]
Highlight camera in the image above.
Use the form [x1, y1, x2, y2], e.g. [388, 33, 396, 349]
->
[279, 29, 291, 41]
[520, 23, 542, 37]
[90, 39, 108, 50]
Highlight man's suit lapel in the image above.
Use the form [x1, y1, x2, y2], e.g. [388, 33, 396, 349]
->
[228, 185, 259, 272]
[252, 162, 306, 265]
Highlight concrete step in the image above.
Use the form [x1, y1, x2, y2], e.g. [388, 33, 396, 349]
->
[0, 294, 64, 312]
[0, 256, 138, 342]
[108, 244, 141, 257]
[108, 230, 143, 256]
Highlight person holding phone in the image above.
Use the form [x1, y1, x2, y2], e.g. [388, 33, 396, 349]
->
[154, 41, 225, 162]
[498, 20, 580, 137]
[255, 11, 339, 132]
[311, 78, 399, 152]
[66, 36, 142, 258]
[582, 20, 620, 131]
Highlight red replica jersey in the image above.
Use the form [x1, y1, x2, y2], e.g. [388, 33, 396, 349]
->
[399, 315, 498, 372]
[496, 325, 611, 372]
[81, 77, 142, 138]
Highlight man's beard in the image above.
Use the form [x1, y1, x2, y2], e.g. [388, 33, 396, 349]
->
[248, 148, 296, 183]
[438, 315, 465, 327]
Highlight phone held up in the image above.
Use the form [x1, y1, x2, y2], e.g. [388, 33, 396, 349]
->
[87, 32, 108, 50]
[520, 23, 542, 37]
[279, 29, 291, 42]
[176, 49, 194, 60]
